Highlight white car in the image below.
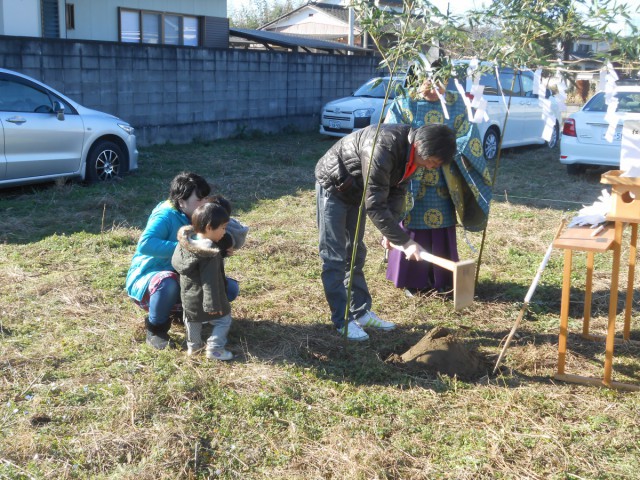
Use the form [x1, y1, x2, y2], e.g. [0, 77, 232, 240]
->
[319, 76, 403, 137]
[0, 68, 138, 189]
[319, 65, 562, 162]
[450, 62, 562, 161]
[560, 86, 640, 174]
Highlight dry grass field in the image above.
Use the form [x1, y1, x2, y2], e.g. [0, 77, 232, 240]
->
[1, 131, 639, 479]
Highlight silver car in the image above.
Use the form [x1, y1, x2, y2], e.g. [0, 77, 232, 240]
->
[319, 76, 404, 137]
[0, 68, 137, 189]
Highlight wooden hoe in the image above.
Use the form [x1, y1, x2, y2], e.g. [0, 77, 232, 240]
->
[419, 251, 476, 311]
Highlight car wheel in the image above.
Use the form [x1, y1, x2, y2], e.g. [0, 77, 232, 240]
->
[483, 127, 500, 161]
[547, 123, 559, 149]
[86, 140, 125, 183]
[566, 163, 585, 175]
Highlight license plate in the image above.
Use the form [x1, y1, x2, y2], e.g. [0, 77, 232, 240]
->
[329, 120, 341, 129]
[601, 131, 622, 141]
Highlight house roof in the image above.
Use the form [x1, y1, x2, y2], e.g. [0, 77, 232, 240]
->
[259, 1, 433, 39]
[229, 27, 372, 54]
[260, 3, 350, 31]
[261, 0, 406, 30]
[310, 3, 350, 23]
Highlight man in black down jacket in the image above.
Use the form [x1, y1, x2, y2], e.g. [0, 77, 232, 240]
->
[315, 123, 456, 341]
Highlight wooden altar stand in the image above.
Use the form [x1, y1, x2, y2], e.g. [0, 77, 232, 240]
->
[552, 171, 640, 391]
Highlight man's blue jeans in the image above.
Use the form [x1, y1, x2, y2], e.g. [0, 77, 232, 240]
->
[316, 183, 371, 329]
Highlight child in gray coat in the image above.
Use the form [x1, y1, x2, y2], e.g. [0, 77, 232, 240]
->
[171, 202, 234, 360]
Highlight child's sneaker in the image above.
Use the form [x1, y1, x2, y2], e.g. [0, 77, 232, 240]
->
[206, 348, 234, 361]
[337, 320, 369, 341]
[358, 311, 396, 331]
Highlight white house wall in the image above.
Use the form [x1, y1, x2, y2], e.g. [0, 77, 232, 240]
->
[0, 0, 40, 37]
[268, 8, 347, 30]
[266, 6, 359, 39]
[276, 22, 351, 37]
[63, 0, 227, 41]
[0, 0, 225, 41]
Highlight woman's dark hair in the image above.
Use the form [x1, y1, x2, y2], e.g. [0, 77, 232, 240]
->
[206, 194, 232, 215]
[168, 172, 211, 210]
[191, 202, 230, 234]
[412, 124, 457, 165]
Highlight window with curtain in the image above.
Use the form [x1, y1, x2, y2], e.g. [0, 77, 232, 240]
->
[142, 13, 160, 44]
[120, 10, 141, 43]
[119, 9, 200, 46]
[183, 16, 199, 46]
[164, 15, 180, 45]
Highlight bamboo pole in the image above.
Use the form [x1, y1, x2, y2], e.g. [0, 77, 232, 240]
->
[475, 68, 517, 287]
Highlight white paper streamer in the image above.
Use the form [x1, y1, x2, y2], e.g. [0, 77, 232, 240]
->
[470, 84, 485, 106]
[467, 58, 479, 77]
[599, 67, 609, 92]
[539, 97, 556, 142]
[554, 69, 568, 113]
[470, 83, 489, 123]
[607, 62, 619, 82]
[604, 98, 620, 143]
[434, 88, 450, 120]
[454, 78, 474, 121]
[494, 65, 509, 110]
[601, 63, 620, 143]
[472, 97, 489, 123]
[532, 68, 543, 97]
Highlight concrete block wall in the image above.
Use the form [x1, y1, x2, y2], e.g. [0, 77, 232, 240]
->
[0, 36, 380, 146]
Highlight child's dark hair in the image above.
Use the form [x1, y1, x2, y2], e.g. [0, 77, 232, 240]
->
[169, 172, 211, 210]
[191, 202, 230, 234]
[206, 194, 232, 215]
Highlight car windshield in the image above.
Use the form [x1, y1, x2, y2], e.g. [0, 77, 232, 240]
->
[353, 78, 401, 99]
[584, 91, 640, 113]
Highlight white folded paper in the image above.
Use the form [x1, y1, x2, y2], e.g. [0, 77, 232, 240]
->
[567, 189, 612, 227]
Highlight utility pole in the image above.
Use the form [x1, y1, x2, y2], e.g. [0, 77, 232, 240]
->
[348, 5, 355, 55]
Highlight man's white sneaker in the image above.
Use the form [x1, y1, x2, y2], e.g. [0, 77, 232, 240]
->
[337, 320, 369, 341]
[358, 311, 396, 331]
[206, 348, 234, 361]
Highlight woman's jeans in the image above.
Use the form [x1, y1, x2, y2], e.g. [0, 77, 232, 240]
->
[226, 277, 239, 302]
[148, 275, 180, 327]
[316, 183, 371, 329]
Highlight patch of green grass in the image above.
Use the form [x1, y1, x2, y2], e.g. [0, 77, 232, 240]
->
[1, 134, 640, 478]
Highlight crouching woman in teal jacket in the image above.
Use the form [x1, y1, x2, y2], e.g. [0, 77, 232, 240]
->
[126, 172, 211, 349]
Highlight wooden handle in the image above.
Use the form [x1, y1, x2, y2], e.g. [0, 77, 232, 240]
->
[419, 251, 456, 272]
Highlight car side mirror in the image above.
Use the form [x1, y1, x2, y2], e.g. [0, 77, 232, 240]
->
[53, 100, 65, 120]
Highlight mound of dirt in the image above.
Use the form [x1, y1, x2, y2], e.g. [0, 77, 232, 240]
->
[387, 327, 488, 380]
